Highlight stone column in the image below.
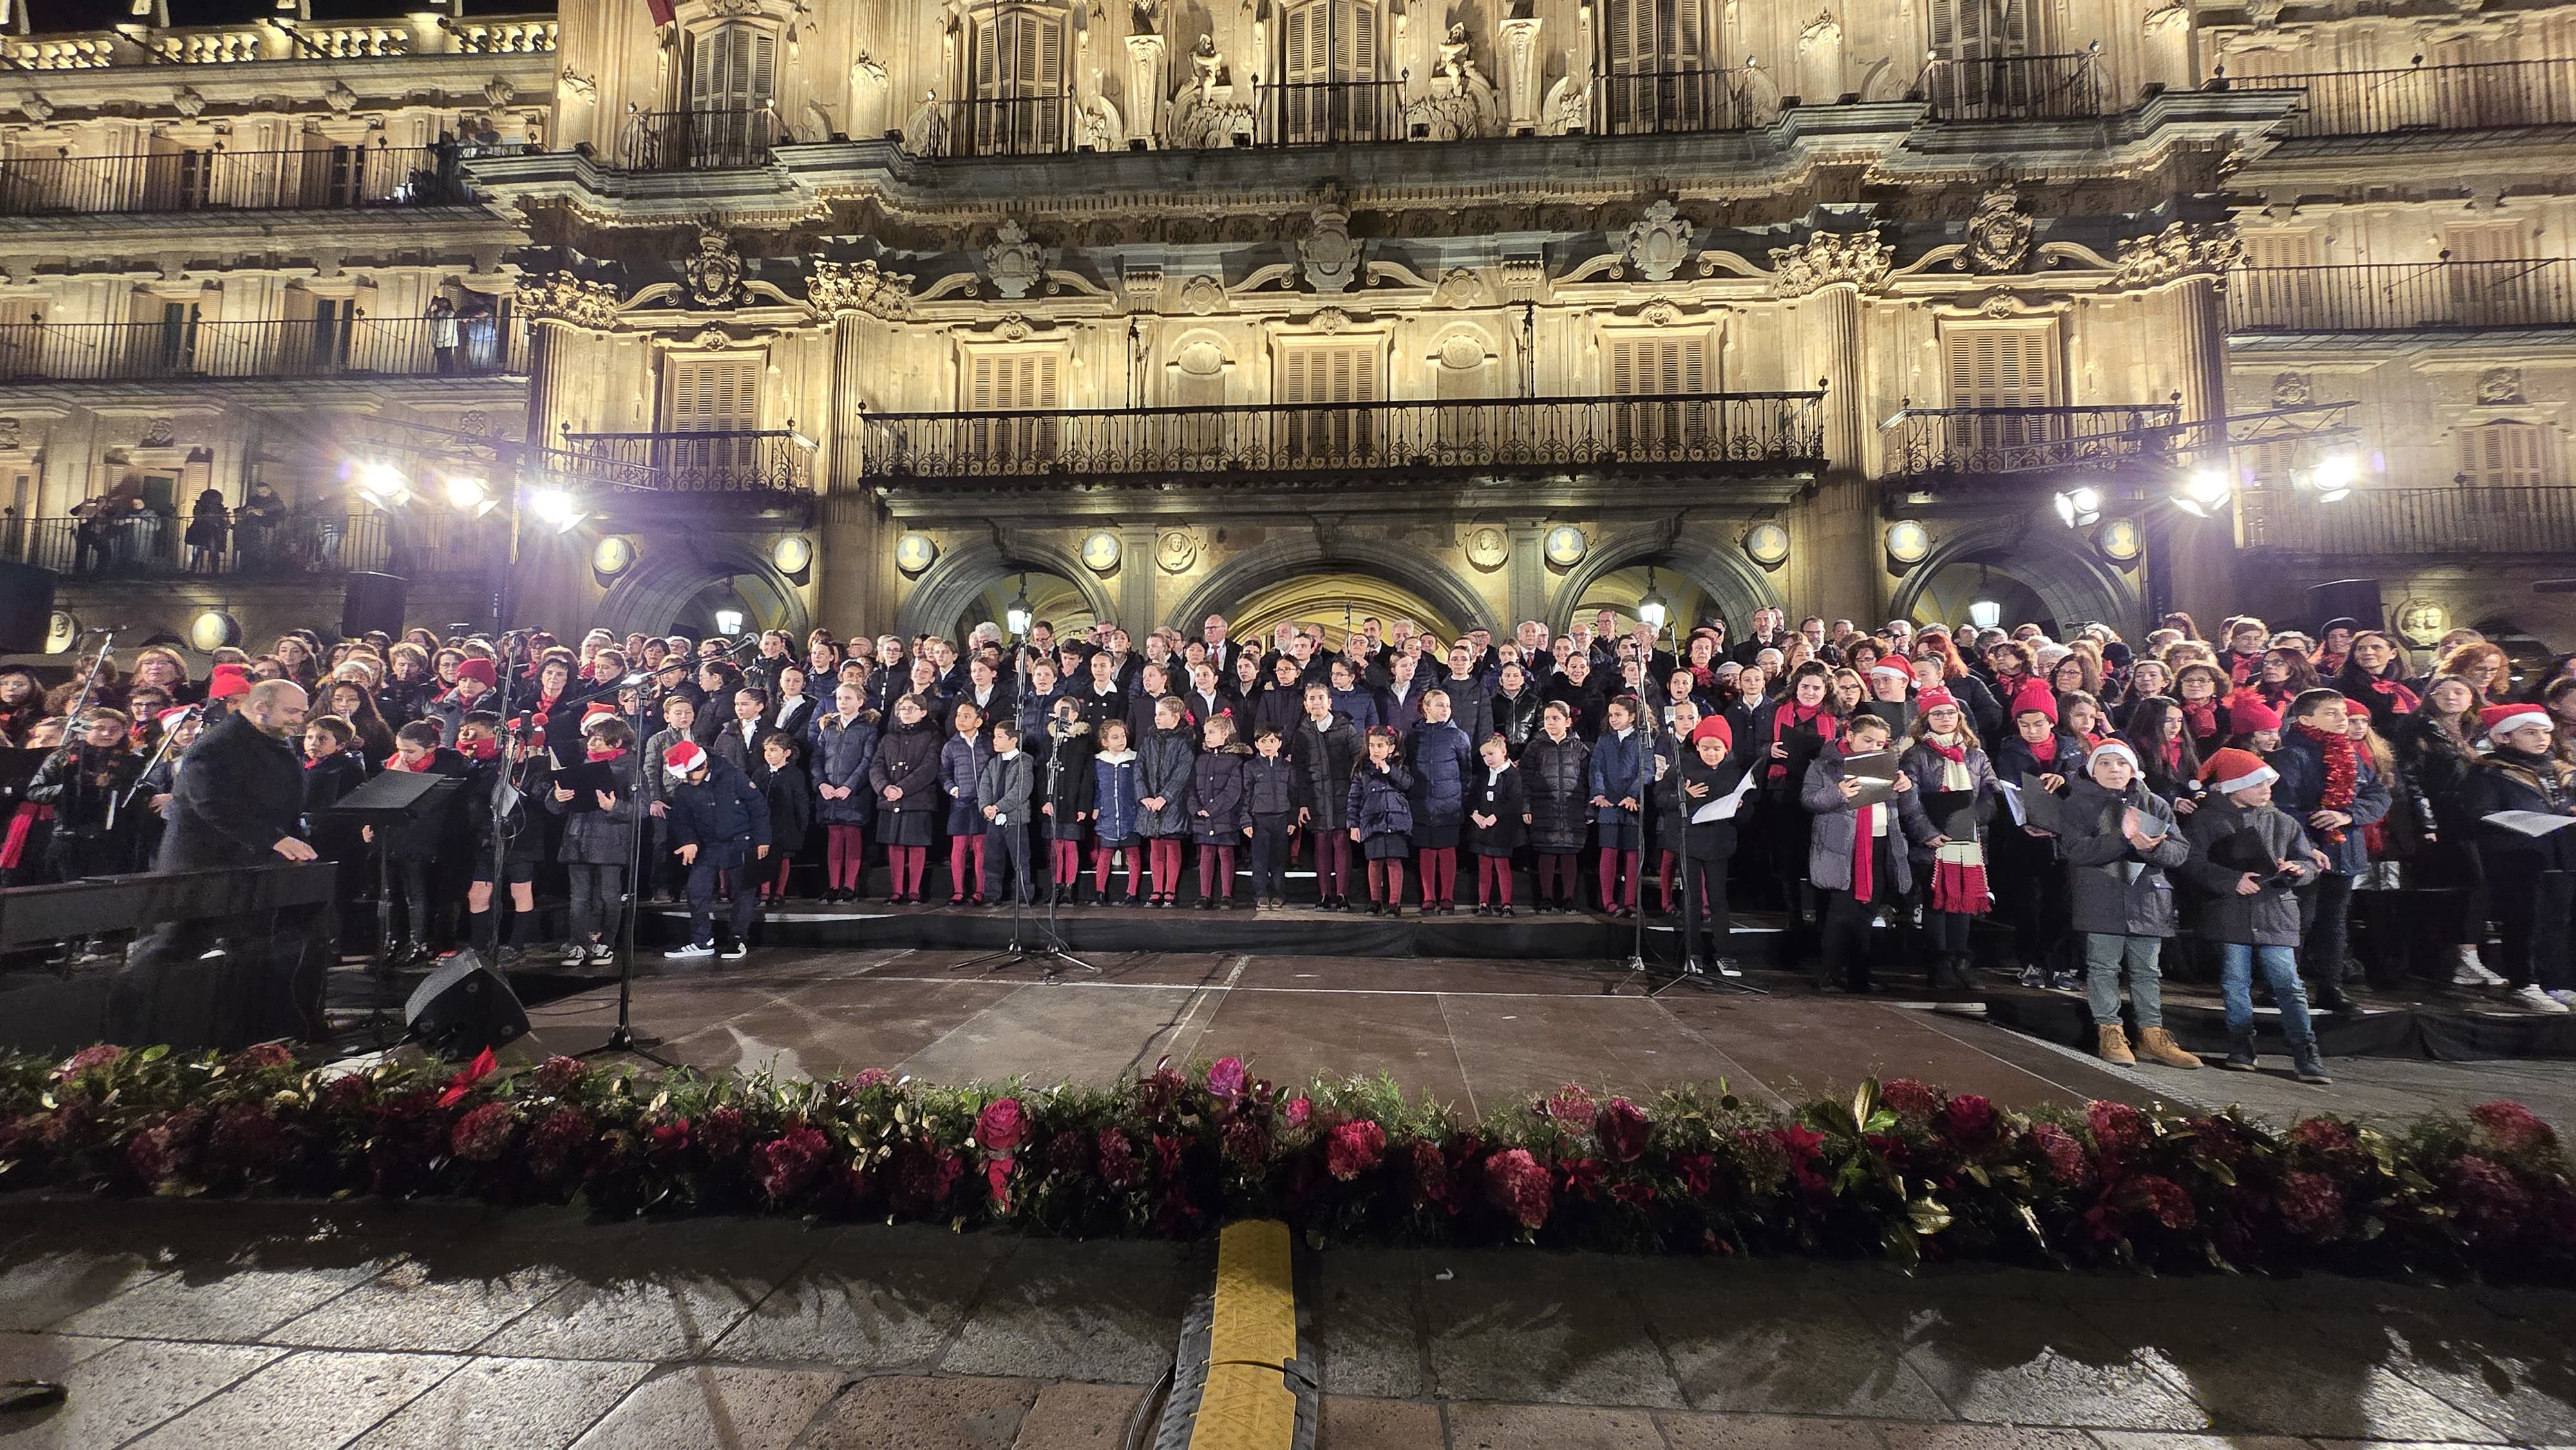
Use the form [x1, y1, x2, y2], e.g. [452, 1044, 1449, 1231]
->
[819, 312, 888, 628]
[1125, 34, 1168, 147]
[2157, 272, 2237, 625]
[1506, 515, 1549, 628]
[1121, 522, 1157, 628]
[1792, 281, 1879, 624]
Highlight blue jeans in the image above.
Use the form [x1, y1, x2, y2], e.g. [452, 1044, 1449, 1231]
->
[2220, 942, 2317, 1048]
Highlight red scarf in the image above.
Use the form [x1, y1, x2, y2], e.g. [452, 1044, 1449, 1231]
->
[2181, 699, 2218, 739]
[460, 736, 500, 762]
[1922, 735, 1966, 765]
[1766, 701, 1824, 781]
[587, 746, 628, 764]
[2315, 651, 2347, 677]
[2227, 651, 2262, 684]
[2025, 733, 2059, 766]
[1848, 795, 1880, 903]
[386, 751, 420, 773]
[2162, 737, 2184, 773]
[2296, 720, 2358, 844]
[0, 801, 48, 869]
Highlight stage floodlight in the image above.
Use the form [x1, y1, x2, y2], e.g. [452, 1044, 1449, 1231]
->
[528, 487, 586, 533]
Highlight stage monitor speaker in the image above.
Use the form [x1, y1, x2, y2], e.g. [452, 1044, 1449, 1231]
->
[341, 571, 409, 641]
[403, 950, 529, 1061]
[2306, 579, 2383, 635]
[0, 560, 57, 654]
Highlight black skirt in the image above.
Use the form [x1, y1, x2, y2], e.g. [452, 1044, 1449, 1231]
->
[1361, 831, 1412, 860]
[879, 807, 936, 847]
[1415, 822, 1461, 850]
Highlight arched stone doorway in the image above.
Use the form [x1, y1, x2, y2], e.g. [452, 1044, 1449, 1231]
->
[1888, 523, 2141, 639]
[596, 534, 811, 641]
[893, 538, 1117, 643]
[1226, 571, 1463, 650]
[1165, 536, 1492, 646]
[1545, 529, 1772, 637]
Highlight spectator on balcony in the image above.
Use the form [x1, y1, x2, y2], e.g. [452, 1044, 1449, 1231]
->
[428, 296, 460, 376]
[233, 481, 284, 571]
[460, 298, 498, 373]
[184, 485, 228, 574]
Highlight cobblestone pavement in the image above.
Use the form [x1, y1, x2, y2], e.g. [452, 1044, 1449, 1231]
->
[1, 1194, 2571, 1449]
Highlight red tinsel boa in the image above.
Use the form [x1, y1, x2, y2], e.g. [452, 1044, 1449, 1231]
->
[2297, 720, 2358, 844]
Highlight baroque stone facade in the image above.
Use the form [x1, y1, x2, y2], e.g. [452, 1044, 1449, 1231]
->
[0, 0, 2567, 648]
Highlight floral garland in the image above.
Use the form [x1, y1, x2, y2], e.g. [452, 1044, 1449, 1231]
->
[2, 1043, 2572, 1280]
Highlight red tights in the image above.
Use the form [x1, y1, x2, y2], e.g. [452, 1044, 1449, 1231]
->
[1415, 847, 1457, 907]
[1657, 850, 1678, 912]
[947, 836, 985, 901]
[1092, 841, 1143, 897]
[1310, 831, 1352, 899]
[1051, 838, 1081, 885]
[825, 825, 866, 892]
[1598, 848, 1640, 910]
[1366, 858, 1407, 905]
[1197, 843, 1236, 900]
[1477, 854, 1515, 905]
[1150, 837, 1186, 899]
[889, 844, 928, 898]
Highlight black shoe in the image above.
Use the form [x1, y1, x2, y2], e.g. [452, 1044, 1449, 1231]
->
[1499, 905, 1515, 917]
[1122, 894, 1144, 908]
[1195, 897, 1217, 910]
[1473, 904, 1493, 917]
[1531, 902, 1551, 916]
[1365, 901, 1384, 916]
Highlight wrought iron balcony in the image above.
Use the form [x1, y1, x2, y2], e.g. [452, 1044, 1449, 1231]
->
[2228, 57, 2576, 138]
[2240, 484, 2576, 556]
[620, 108, 782, 171]
[857, 393, 1826, 488]
[5, 508, 482, 580]
[0, 316, 527, 384]
[1917, 52, 2105, 122]
[554, 430, 816, 494]
[1882, 404, 2181, 482]
[0, 146, 461, 217]
[2228, 259, 2576, 334]
[1593, 68, 1780, 135]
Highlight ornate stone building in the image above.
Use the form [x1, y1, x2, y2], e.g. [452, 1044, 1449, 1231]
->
[0, 0, 2564, 654]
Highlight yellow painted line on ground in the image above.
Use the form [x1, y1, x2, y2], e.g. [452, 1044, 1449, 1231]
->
[1188, 1218, 1298, 1450]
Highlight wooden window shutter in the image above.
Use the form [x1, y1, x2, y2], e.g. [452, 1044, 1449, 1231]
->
[1345, 4, 1376, 78]
[2460, 422, 2546, 488]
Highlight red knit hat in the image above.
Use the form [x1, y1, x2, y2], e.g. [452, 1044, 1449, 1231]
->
[2010, 679, 2058, 724]
[1917, 687, 1959, 713]
[207, 663, 251, 700]
[1689, 716, 1733, 751]
[455, 658, 498, 689]
[2481, 702, 2551, 739]
[2199, 746, 2278, 795]
[2223, 689, 2280, 733]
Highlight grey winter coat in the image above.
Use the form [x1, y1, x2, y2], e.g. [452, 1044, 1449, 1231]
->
[545, 752, 641, 865]
[1290, 712, 1359, 833]
[1897, 739, 1997, 871]
[1800, 745, 1940, 894]
[2056, 777, 2190, 937]
[1135, 728, 1198, 837]
[2177, 794, 2317, 946]
[811, 711, 880, 827]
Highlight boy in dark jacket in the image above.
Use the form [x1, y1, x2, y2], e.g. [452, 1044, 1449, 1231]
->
[1409, 688, 1475, 915]
[1041, 700, 1097, 905]
[2058, 741, 2196, 1068]
[752, 730, 813, 903]
[1243, 724, 1303, 907]
[1190, 714, 1251, 908]
[1464, 733, 1527, 915]
[370, 720, 470, 962]
[2179, 747, 2327, 1081]
[2458, 704, 2576, 1012]
[978, 719, 1037, 905]
[660, 738, 772, 962]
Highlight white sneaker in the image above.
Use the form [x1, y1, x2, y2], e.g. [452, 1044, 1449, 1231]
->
[718, 941, 749, 961]
[2454, 947, 2507, 988]
[559, 944, 590, 968]
[2552, 989, 2576, 1010]
[586, 942, 615, 963]
[663, 941, 714, 960]
[2512, 984, 2570, 1013]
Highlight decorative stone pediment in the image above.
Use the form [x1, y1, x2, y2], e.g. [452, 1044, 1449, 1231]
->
[809, 258, 914, 319]
[1962, 188, 2031, 275]
[519, 271, 623, 330]
[1768, 229, 1892, 297]
[982, 220, 1048, 301]
[323, 80, 361, 114]
[1622, 200, 1694, 283]
[683, 226, 745, 308]
[173, 87, 205, 119]
[2110, 221, 2240, 289]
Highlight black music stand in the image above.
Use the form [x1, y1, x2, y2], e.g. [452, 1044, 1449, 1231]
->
[316, 769, 461, 1046]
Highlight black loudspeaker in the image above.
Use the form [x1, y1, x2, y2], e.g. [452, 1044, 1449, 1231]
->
[402, 950, 529, 1060]
[341, 571, 409, 641]
[2306, 579, 2384, 635]
[0, 560, 57, 654]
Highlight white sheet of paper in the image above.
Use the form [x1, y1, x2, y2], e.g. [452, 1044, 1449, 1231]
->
[2485, 809, 2576, 838]
[1692, 771, 1761, 824]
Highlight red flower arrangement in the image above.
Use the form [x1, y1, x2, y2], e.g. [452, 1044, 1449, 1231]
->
[0, 1045, 2569, 1281]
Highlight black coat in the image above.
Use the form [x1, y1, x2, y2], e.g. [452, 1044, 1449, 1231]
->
[153, 712, 304, 872]
[548, 753, 643, 867]
[1521, 732, 1593, 853]
[1191, 745, 1252, 842]
[1464, 765, 1527, 854]
[1291, 713, 1359, 832]
[753, 758, 813, 855]
[666, 756, 773, 871]
[1244, 752, 1303, 818]
[1487, 686, 1542, 754]
[869, 715, 946, 846]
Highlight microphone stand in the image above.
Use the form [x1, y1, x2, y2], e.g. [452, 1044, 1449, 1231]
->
[61, 629, 117, 729]
[955, 719, 1095, 982]
[575, 670, 677, 1066]
[1652, 760, 1767, 999]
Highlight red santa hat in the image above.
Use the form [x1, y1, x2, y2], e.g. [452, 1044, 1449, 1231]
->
[2481, 703, 2552, 739]
[578, 702, 620, 735]
[2009, 679, 2058, 724]
[207, 663, 251, 700]
[2223, 689, 2281, 734]
[2199, 746, 2278, 796]
[1867, 663, 1913, 684]
[1688, 715, 1733, 751]
[662, 739, 708, 778]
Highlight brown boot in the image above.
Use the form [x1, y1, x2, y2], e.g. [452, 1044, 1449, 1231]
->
[2096, 1023, 2136, 1066]
[2136, 1026, 2203, 1070]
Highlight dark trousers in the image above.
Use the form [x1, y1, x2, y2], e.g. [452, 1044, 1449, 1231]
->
[2493, 868, 2575, 991]
[1249, 813, 1292, 899]
[396, 858, 439, 946]
[685, 857, 761, 947]
[1678, 844, 1734, 960]
[2297, 871, 2355, 986]
[983, 822, 1032, 903]
[1822, 852, 1902, 990]
[567, 863, 625, 943]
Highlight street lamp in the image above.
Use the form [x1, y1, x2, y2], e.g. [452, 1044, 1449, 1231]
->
[1005, 573, 1034, 637]
[1636, 567, 1669, 634]
[1968, 599, 2002, 630]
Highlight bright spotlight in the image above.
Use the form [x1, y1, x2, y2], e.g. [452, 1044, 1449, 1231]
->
[527, 487, 586, 533]
[2313, 453, 2359, 503]
[354, 461, 409, 508]
[442, 475, 489, 511]
[2175, 467, 2232, 518]
[2052, 486, 2102, 528]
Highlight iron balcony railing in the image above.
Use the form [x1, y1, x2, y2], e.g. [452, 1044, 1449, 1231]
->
[555, 430, 815, 494]
[2228, 259, 2576, 332]
[2228, 57, 2576, 137]
[1882, 404, 2181, 479]
[620, 107, 782, 171]
[936, 91, 1079, 156]
[1253, 80, 1409, 146]
[1594, 67, 1779, 135]
[0, 315, 527, 384]
[0, 146, 459, 216]
[6, 508, 482, 579]
[1917, 52, 2106, 121]
[2240, 485, 2576, 556]
[857, 393, 1826, 485]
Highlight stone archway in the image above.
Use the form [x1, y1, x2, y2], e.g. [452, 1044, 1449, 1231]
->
[1545, 527, 1774, 637]
[596, 532, 811, 641]
[1164, 535, 1492, 643]
[1888, 519, 2143, 636]
[893, 537, 1117, 643]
